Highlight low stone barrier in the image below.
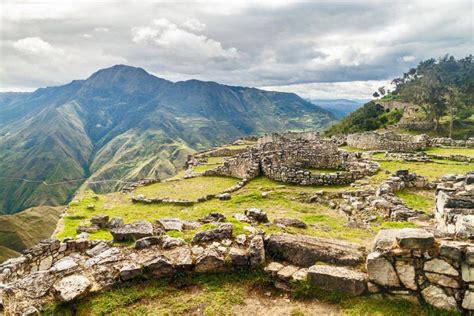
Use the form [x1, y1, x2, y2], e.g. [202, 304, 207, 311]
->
[346, 131, 428, 152]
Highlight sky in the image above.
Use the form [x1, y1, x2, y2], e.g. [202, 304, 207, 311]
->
[0, 0, 472, 99]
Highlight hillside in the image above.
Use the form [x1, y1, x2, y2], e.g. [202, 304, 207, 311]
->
[0, 205, 63, 261]
[0, 65, 336, 215]
[309, 99, 366, 119]
[325, 55, 474, 137]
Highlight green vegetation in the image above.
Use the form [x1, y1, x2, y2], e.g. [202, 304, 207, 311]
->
[395, 189, 436, 213]
[425, 147, 474, 158]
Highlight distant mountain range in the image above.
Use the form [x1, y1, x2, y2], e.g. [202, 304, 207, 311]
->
[0, 65, 336, 215]
[309, 99, 367, 119]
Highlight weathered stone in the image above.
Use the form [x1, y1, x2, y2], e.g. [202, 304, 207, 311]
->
[235, 234, 247, 245]
[108, 217, 124, 228]
[111, 220, 154, 242]
[421, 285, 457, 311]
[249, 235, 265, 267]
[233, 213, 250, 223]
[14, 271, 55, 299]
[143, 255, 174, 277]
[228, 247, 248, 266]
[90, 215, 109, 228]
[462, 263, 474, 282]
[395, 260, 417, 290]
[424, 259, 458, 276]
[120, 264, 142, 281]
[195, 249, 225, 273]
[466, 246, 474, 265]
[396, 228, 435, 249]
[425, 272, 460, 288]
[51, 257, 78, 273]
[38, 256, 53, 271]
[373, 229, 399, 251]
[243, 226, 258, 235]
[199, 212, 226, 223]
[463, 291, 474, 310]
[161, 235, 186, 249]
[217, 193, 231, 200]
[292, 268, 308, 282]
[171, 247, 193, 269]
[245, 208, 269, 223]
[76, 225, 100, 233]
[439, 241, 465, 262]
[53, 275, 91, 302]
[86, 241, 110, 257]
[182, 220, 201, 230]
[193, 223, 233, 243]
[135, 236, 162, 249]
[157, 218, 184, 232]
[274, 218, 307, 229]
[266, 233, 366, 267]
[366, 252, 400, 287]
[277, 265, 299, 281]
[308, 265, 367, 295]
[264, 262, 284, 276]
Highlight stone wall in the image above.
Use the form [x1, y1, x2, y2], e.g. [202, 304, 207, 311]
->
[429, 137, 474, 148]
[367, 228, 474, 312]
[346, 131, 428, 152]
[435, 173, 474, 238]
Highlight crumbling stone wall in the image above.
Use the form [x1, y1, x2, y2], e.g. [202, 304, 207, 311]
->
[429, 137, 474, 148]
[366, 228, 474, 312]
[346, 131, 428, 152]
[435, 173, 474, 238]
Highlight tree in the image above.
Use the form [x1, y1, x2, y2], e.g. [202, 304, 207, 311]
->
[373, 91, 380, 98]
[378, 86, 386, 96]
[443, 86, 464, 138]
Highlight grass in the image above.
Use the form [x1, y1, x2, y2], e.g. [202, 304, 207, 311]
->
[134, 176, 239, 200]
[424, 147, 474, 158]
[395, 189, 435, 213]
[339, 145, 367, 152]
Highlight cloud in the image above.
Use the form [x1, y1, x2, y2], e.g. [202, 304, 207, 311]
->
[94, 27, 109, 32]
[182, 18, 206, 32]
[131, 18, 239, 60]
[13, 37, 63, 55]
[402, 55, 417, 62]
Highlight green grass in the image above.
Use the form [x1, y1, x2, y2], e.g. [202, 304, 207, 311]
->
[339, 145, 367, 152]
[424, 147, 474, 158]
[395, 189, 435, 213]
[134, 176, 239, 200]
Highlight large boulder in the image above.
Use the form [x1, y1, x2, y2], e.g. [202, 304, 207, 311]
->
[53, 275, 91, 302]
[421, 285, 458, 311]
[195, 248, 226, 273]
[111, 220, 154, 242]
[366, 252, 400, 287]
[193, 223, 233, 243]
[265, 233, 366, 267]
[308, 265, 367, 295]
[424, 259, 458, 276]
[156, 218, 184, 232]
[373, 228, 434, 251]
[143, 255, 174, 277]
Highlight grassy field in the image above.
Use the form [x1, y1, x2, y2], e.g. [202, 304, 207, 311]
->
[395, 189, 436, 213]
[424, 147, 474, 158]
[45, 270, 442, 316]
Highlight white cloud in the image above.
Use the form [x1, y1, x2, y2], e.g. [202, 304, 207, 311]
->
[82, 33, 93, 38]
[182, 18, 206, 32]
[94, 27, 109, 32]
[403, 55, 417, 62]
[13, 37, 63, 55]
[131, 18, 239, 60]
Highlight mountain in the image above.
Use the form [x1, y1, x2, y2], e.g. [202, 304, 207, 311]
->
[0, 65, 336, 215]
[309, 99, 367, 119]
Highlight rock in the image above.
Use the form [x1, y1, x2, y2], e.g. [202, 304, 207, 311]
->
[273, 218, 307, 229]
[264, 262, 284, 276]
[462, 263, 474, 282]
[90, 215, 109, 228]
[395, 261, 417, 290]
[308, 265, 367, 295]
[373, 229, 399, 251]
[86, 204, 95, 210]
[439, 241, 465, 262]
[366, 252, 400, 287]
[52, 257, 78, 273]
[13, 271, 55, 299]
[199, 212, 226, 223]
[465, 246, 474, 265]
[265, 233, 366, 267]
[172, 247, 193, 269]
[463, 290, 474, 310]
[244, 226, 258, 235]
[120, 264, 142, 281]
[249, 235, 265, 267]
[182, 220, 201, 230]
[367, 282, 380, 293]
[143, 255, 174, 277]
[425, 272, 460, 288]
[245, 208, 269, 223]
[108, 217, 124, 228]
[157, 218, 184, 232]
[161, 235, 186, 249]
[86, 241, 110, 257]
[217, 193, 231, 200]
[111, 220, 154, 242]
[77, 232, 89, 239]
[228, 247, 248, 266]
[233, 213, 250, 223]
[76, 225, 100, 233]
[53, 275, 91, 302]
[395, 228, 435, 249]
[235, 234, 247, 245]
[193, 223, 233, 243]
[135, 236, 162, 249]
[292, 268, 308, 282]
[38, 256, 53, 271]
[424, 259, 458, 276]
[195, 248, 226, 273]
[277, 265, 299, 281]
[421, 285, 457, 311]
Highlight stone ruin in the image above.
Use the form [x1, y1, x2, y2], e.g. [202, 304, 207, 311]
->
[201, 132, 379, 186]
[435, 173, 474, 238]
[346, 131, 429, 152]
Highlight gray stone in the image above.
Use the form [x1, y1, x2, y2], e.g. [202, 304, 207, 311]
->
[53, 275, 91, 302]
[157, 218, 184, 232]
[243, 226, 258, 235]
[86, 241, 110, 257]
[143, 255, 174, 277]
[462, 263, 474, 282]
[199, 212, 226, 223]
[373, 229, 399, 251]
[395, 228, 435, 249]
[135, 236, 162, 249]
[421, 285, 457, 311]
[245, 208, 269, 223]
[249, 235, 265, 267]
[161, 235, 186, 249]
[193, 223, 233, 243]
[395, 260, 417, 290]
[228, 247, 248, 266]
[277, 265, 299, 281]
[38, 256, 53, 271]
[366, 252, 400, 287]
[424, 259, 458, 276]
[51, 257, 78, 273]
[235, 234, 247, 245]
[308, 265, 367, 295]
[111, 220, 154, 242]
[273, 218, 307, 229]
[439, 240, 465, 262]
[425, 272, 460, 288]
[120, 264, 142, 281]
[264, 262, 284, 276]
[76, 225, 100, 233]
[466, 246, 474, 265]
[108, 217, 124, 228]
[233, 213, 250, 223]
[195, 249, 226, 273]
[217, 193, 231, 200]
[172, 247, 193, 269]
[292, 268, 308, 282]
[266, 233, 366, 267]
[90, 215, 109, 228]
[463, 290, 474, 310]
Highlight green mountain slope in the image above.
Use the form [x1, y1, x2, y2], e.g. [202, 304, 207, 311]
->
[0, 65, 336, 214]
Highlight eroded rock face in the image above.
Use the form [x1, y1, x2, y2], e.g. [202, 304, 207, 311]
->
[53, 275, 91, 302]
[366, 252, 400, 287]
[421, 285, 457, 311]
[192, 223, 233, 243]
[308, 265, 367, 295]
[265, 233, 366, 267]
[110, 220, 154, 242]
